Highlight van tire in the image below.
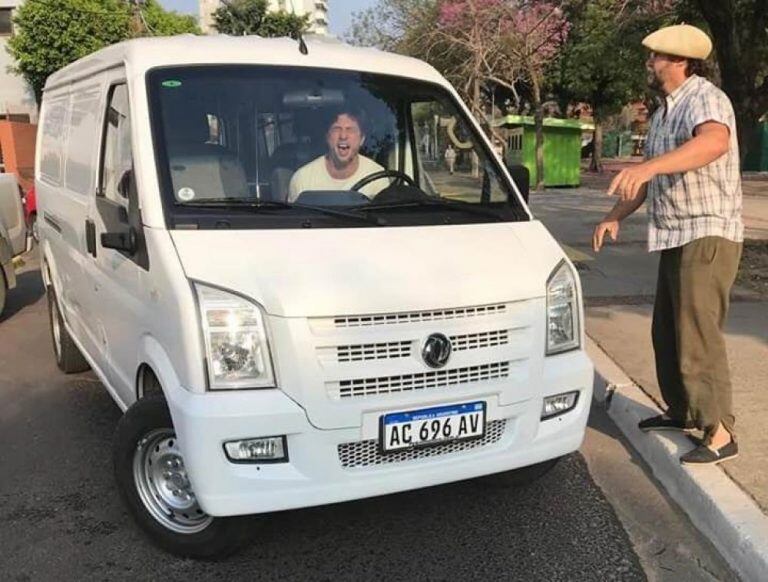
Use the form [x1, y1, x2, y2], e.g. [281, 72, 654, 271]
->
[113, 396, 253, 560]
[476, 457, 561, 489]
[30, 213, 39, 243]
[47, 285, 90, 373]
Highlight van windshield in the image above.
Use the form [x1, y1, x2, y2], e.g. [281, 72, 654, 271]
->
[147, 66, 528, 229]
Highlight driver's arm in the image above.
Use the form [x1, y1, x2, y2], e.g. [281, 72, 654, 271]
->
[357, 159, 390, 198]
[287, 173, 302, 203]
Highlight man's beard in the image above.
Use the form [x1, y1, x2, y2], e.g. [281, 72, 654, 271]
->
[647, 70, 663, 93]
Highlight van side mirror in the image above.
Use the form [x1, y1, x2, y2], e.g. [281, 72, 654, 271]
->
[117, 169, 133, 199]
[506, 164, 530, 204]
[101, 227, 137, 254]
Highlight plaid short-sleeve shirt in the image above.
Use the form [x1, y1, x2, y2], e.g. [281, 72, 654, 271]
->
[645, 75, 744, 252]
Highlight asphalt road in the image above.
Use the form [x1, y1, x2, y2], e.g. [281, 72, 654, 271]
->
[0, 250, 734, 581]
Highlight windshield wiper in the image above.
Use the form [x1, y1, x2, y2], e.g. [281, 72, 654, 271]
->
[363, 197, 506, 221]
[177, 198, 385, 226]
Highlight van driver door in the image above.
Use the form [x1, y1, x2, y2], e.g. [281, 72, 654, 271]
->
[85, 76, 146, 405]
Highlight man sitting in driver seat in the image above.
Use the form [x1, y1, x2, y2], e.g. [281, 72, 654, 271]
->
[288, 109, 387, 202]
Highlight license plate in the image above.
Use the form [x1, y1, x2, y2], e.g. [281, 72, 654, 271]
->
[380, 401, 486, 453]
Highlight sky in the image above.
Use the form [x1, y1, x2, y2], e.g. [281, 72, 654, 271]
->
[158, 0, 378, 37]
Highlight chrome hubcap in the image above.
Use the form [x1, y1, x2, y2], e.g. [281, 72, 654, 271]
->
[132, 429, 213, 534]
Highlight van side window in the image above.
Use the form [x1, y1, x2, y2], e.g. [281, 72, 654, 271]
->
[99, 84, 133, 204]
[65, 84, 101, 195]
[40, 97, 69, 185]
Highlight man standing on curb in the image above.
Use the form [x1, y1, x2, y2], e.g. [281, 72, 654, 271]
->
[592, 24, 744, 465]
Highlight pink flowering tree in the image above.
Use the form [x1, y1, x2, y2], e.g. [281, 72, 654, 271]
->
[435, 1, 513, 120]
[437, 0, 569, 189]
[502, 2, 570, 189]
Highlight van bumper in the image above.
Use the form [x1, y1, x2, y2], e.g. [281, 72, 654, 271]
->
[165, 350, 594, 517]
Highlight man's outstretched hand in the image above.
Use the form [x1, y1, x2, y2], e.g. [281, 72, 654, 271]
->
[593, 220, 620, 252]
[606, 163, 656, 201]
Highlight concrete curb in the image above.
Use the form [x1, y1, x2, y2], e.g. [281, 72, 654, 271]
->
[587, 336, 768, 582]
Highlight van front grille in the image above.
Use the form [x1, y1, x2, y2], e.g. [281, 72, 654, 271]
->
[338, 420, 507, 468]
[451, 329, 509, 352]
[333, 361, 510, 399]
[336, 340, 412, 363]
[331, 303, 508, 328]
[329, 329, 510, 364]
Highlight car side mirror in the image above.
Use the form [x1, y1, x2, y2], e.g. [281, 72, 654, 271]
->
[506, 164, 530, 204]
[101, 227, 137, 254]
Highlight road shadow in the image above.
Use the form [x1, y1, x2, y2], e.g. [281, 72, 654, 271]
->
[0, 268, 45, 323]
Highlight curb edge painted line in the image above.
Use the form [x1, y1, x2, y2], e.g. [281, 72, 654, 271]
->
[587, 336, 768, 582]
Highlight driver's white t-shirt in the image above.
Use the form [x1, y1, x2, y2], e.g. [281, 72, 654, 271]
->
[288, 155, 387, 202]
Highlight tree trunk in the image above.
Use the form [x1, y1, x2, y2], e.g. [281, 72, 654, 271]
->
[532, 78, 545, 191]
[590, 119, 604, 173]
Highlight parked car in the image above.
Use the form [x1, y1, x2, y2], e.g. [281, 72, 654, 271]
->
[0, 173, 27, 317]
[38, 36, 593, 559]
[23, 185, 38, 242]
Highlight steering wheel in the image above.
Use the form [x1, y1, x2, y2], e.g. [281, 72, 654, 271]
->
[349, 169, 416, 192]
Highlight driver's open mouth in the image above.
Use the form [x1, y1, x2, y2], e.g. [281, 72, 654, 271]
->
[337, 143, 351, 154]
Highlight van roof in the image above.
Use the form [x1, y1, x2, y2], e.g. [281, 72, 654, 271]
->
[44, 35, 445, 92]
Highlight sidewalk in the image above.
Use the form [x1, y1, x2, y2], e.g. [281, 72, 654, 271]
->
[530, 187, 768, 579]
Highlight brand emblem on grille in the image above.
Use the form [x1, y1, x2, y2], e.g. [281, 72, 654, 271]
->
[422, 333, 452, 368]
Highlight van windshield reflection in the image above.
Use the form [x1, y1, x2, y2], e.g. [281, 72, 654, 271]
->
[147, 66, 526, 227]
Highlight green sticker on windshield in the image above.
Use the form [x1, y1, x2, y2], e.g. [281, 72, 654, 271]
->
[161, 80, 182, 88]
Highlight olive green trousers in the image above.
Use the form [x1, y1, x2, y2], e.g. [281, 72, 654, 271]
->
[651, 236, 742, 443]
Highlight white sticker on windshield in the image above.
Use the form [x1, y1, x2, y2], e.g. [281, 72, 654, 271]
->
[177, 187, 195, 201]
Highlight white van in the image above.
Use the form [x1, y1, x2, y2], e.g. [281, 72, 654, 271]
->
[0, 173, 27, 317]
[38, 36, 593, 558]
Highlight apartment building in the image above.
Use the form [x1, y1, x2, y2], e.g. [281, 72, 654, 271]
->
[0, 0, 37, 124]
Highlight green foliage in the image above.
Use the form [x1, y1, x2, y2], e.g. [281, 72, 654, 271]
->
[555, 0, 653, 121]
[213, 0, 308, 37]
[688, 0, 768, 124]
[142, 0, 200, 36]
[8, 0, 129, 101]
[7, 0, 199, 102]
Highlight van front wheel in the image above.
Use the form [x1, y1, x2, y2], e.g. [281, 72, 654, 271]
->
[113, 396, 252, 559]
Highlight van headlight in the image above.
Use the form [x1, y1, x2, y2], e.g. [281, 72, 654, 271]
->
[546, 261, 580, 355]
[194, 283, 275, 390]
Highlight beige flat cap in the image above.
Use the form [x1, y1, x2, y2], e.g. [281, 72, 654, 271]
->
[642, 24, 713, 59]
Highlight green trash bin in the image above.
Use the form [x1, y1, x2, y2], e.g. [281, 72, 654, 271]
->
[493, 115, 594, 187]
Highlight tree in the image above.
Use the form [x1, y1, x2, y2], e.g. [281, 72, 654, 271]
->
[435, 1, 510, 127]
[500, 2, 569, 189]
[687, 0, 768, 163]
[556, 0, 651, 172]
[7, 0, 199, 102]
[433, 0, 569, 189]
[142, 0, 199, 36]
[350, 0, 568, 190]
[213, 0, 308, 38]
[346, 0, 437, 53]
[8, 0, 130, 101]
